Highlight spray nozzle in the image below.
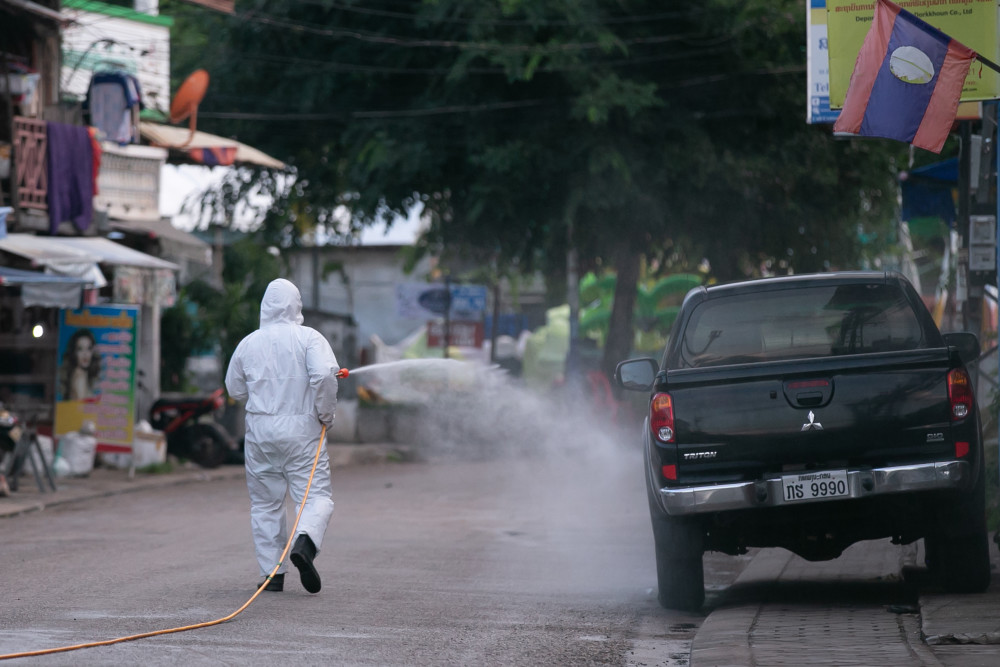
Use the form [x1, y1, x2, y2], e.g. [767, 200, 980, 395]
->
[336, 368, 350, 379]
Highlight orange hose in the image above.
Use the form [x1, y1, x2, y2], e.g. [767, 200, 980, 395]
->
[0, 425, 328, 661]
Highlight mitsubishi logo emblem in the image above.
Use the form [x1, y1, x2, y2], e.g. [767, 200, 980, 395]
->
[801, 410, 823, 431]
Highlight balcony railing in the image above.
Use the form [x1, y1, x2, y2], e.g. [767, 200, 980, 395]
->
[13, 116, 47, 211]
[8, 116, 164, 229]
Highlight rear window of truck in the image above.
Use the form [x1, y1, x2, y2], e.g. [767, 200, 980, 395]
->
[678, 283, 928, 368]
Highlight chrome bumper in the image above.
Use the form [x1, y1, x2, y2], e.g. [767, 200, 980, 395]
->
[659, 460, 971, 516]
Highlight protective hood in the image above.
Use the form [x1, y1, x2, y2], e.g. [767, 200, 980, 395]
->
[260, 278, 304, 327]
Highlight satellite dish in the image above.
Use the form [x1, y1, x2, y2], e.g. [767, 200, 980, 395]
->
[168, 69, 209, 147]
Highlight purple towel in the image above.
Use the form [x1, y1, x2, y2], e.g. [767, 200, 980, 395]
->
[46, 121, 94, 234]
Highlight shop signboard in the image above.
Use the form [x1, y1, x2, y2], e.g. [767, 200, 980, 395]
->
[54, 305, 139, 453]
[807, 0, 840, 124]
[426, 320, 485, 348]
[826, 0, 999, 110]
[396, 282, 488, 319]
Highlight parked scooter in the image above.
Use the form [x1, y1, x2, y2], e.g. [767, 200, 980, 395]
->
[0, 403, 55, 494]
[149, 388, 239, 468]
[0, 404, 23, 495]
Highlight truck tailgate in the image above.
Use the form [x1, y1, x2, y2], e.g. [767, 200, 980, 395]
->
[667, 348, 956, 483]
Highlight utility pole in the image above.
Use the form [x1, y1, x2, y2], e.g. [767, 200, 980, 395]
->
[442, 275, 452, 359]
[566, 217, 580, 384]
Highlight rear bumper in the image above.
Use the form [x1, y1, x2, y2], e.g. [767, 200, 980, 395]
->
[659, 460, 971, 516]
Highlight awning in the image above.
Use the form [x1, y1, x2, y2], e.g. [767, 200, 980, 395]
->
[0, 266, 88, 308]
[0, 233, 108, 287]
[900, 158, 958, 227]
[140, 121, 286, 170]
[0, 234, 179, 288]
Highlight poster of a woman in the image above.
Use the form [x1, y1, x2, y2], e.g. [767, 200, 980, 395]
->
[55, 306, 138, 448]
[59, 328, 102, 401]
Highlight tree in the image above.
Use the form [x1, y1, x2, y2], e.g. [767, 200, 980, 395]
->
[159, 237, 282, 391]
[163, 0, 910, 378]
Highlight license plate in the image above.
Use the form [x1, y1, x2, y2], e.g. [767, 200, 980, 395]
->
[781, 470, 849, 502]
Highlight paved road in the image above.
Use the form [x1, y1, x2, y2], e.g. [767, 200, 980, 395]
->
[5, 448, 997, 666]
[1, 450, 739, 665]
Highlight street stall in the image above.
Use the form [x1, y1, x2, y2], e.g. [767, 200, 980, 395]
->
[0, 234, 177, 458]
[0, 266, 89, 420]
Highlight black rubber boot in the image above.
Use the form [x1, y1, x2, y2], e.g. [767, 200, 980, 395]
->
[257, 572, 284, 592]
[290, 534, 321, 593]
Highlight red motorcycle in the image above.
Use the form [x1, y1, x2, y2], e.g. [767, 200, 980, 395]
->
[149, 388, 239, 468]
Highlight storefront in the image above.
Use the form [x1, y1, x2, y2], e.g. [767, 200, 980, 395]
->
[0, 266, 88, 422]
[0, 234, 177, 437]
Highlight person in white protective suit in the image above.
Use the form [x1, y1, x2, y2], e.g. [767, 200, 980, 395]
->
[225, 279, 339, 594]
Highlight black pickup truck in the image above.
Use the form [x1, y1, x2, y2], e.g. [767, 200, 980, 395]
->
[616, 271, 991, 610]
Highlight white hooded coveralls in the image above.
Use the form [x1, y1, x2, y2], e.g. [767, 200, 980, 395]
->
[225, 279, 339, 576]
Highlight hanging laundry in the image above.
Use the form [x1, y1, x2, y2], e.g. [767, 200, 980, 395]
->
[84, 71, 144, 145]
[0, 61, 41, 110]
[46, 122, 94, 234]
[86, 127, 102, 196]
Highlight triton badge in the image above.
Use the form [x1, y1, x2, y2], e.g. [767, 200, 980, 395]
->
[801, 410, 823, 431]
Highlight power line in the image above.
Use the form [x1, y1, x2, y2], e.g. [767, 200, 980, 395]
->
[236, 9, 727, 53]
[198, 98, 550, 121]
[283, 0, 705, 26]
[194, 66, 805, 122]
[170, 43, 732, 76]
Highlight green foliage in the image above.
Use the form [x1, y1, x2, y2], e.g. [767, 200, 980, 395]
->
[159, 296, 203, 392]
[579, 270, 700, 353]
[161, 0, 912, 370]
[136, 461, 175, 475]
[159, 236, 282, 389]
[162, 0, 905, 272]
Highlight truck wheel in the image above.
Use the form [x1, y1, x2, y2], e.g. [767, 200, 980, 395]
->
[646, 444, 705, 610]
[925, 530, 991, 593]
[653, 532, 705, 611]
[925, 460, 991, 593]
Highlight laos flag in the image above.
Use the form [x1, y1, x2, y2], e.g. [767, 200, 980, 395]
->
[833, 0, 976, 154]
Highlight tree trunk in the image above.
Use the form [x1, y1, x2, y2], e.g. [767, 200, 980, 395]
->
[601, 243, 641, 385]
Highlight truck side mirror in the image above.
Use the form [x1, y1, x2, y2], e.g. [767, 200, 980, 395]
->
[615, 358, 659, 391]
[943, 332, 980, 366]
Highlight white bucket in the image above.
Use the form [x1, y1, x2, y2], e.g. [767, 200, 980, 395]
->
[132, 430, 166, 468]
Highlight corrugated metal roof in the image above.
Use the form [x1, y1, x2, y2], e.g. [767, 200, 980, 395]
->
[109, 218, 210, 250]
[0, 233, 178, 272]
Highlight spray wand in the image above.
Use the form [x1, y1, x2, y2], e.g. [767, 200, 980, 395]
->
[336, 368, 350, 379]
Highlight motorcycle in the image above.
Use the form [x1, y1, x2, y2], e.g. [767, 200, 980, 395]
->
[149, 388, 239, 468]
[0, 404, 23, 495]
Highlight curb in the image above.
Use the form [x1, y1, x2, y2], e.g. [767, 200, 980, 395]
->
[0, 443, 413, 519]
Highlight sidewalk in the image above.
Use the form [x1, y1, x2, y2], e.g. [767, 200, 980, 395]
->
[0, 443, 411, 519]
[691, 538, 1000, 667]
[919, 538, 1000, 667]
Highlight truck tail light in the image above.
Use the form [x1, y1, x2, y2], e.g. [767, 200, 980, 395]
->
[650, 392, 675, 443]
[947, 369, 973, 421]
[662, 464, 677, 480]
[955, 441, 970, 458]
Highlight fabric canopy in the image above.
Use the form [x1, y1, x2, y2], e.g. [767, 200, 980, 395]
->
[40, 236, 179, 271]
[900, 158, 958, 227]
[140, 121, 286, 170]
[0, 233, 108, 287]
[0, 266, 88, 308]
